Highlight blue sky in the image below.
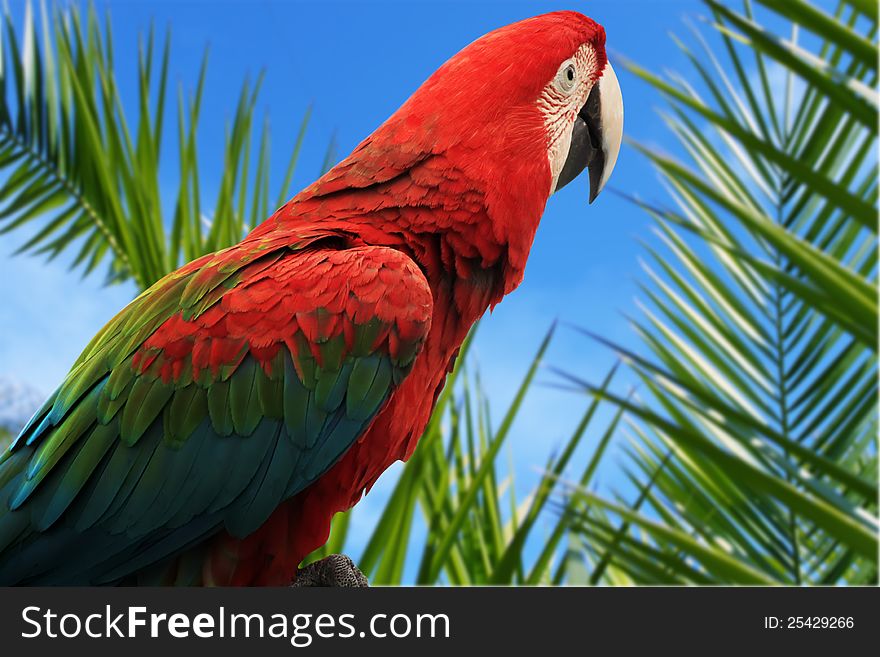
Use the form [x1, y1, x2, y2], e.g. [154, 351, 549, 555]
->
[0, 1, 706, 561]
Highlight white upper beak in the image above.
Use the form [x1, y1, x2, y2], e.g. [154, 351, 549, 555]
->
[595, 61, 623, 198]
[551, 59, 624, 201]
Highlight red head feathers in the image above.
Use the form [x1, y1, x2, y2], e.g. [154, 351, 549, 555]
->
[278, 10, 622, 295]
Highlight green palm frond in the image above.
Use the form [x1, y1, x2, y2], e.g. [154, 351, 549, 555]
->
[0, 1, 314, 289]
[567, 0, 877, 584]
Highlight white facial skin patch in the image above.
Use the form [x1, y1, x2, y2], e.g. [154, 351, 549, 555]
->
[539, 43, 600, 193]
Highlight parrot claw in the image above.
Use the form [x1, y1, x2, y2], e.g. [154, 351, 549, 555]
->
[291, 554, 369, 587]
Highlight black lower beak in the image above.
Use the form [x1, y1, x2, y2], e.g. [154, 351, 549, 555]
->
[555, 83, 605, 203]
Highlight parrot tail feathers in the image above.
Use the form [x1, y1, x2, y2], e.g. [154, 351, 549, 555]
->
[0, 389, 60, 467]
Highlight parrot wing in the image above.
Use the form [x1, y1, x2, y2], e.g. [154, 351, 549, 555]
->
[0, 234, 432, 584]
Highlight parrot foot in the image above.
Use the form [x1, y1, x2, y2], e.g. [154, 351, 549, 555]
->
[291, 554, 369, 587]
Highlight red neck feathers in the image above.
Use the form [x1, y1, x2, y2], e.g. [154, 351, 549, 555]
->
[250, 11, 607, 305]
[253, 99, 551, 312]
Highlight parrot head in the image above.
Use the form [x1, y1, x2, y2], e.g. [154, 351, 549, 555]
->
[295, 11, 623, 294]
[395, 10, 623, 205]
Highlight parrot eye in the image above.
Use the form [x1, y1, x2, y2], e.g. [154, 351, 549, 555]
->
[555, 61, 578, 94]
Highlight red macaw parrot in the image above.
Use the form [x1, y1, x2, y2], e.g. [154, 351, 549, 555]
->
[0, 10, 622, 585]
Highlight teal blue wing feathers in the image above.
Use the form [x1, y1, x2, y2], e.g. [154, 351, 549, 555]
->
[0, 234, 432, 584]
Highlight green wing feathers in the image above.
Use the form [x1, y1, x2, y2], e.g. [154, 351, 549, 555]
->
[0, 235, 432, 584]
